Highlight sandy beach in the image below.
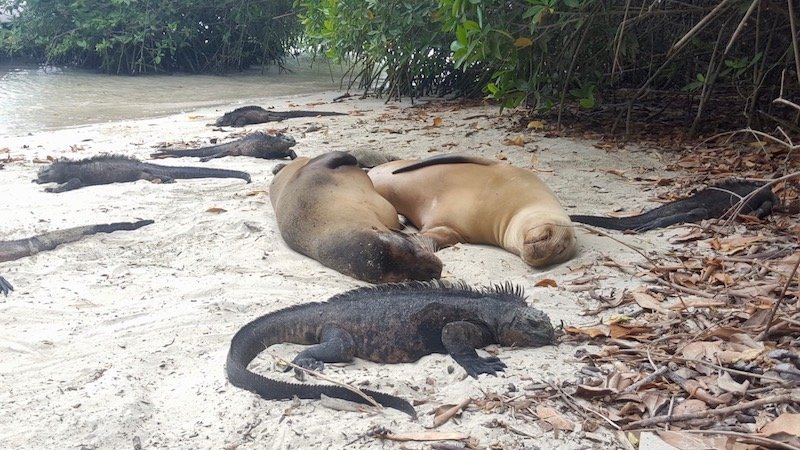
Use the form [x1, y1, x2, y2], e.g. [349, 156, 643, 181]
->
[0, 92, 691, 449]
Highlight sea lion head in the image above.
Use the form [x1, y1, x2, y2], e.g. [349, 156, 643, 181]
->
[520, 221, 576, 268]
[496, 306, 555, 347]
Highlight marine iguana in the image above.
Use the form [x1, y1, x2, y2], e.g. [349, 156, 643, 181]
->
[34, 155, 251, 192]
[569, 180, 779, 232]
[0, 220, 154, 295]
[215, 105, 347, 127]
[150, 132, 297, 162]
[226, 281, 555, 417]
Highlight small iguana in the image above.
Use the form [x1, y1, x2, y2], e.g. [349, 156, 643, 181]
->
[570, 180, 779, 232]
[34, 155, 251, 192]
[0, 220, 154, 295]
[151, 132, 297, 162]
[215, 105, 347, 127]
[225, 281, 555, 417]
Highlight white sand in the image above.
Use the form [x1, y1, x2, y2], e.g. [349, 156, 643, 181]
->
[0, 93, 681, 449]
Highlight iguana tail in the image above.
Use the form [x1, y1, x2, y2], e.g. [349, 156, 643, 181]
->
[225, 321, 418, 418]
[0, 220, 154, 263]
[150, 145, 227, 159]
[569, 214, 643, 231]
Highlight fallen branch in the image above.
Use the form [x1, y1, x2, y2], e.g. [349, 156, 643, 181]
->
[276, 357, 383, 409]
[623, 393, 800, 429]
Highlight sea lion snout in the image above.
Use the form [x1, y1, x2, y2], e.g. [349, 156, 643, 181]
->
[521, 222, 576, 267]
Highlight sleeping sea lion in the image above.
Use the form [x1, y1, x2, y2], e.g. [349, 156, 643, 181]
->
[269, 151, 442, 283]
[368, 154, 576, 268]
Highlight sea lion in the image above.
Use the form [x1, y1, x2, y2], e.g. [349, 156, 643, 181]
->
[368, 154, 576, 268]
[269, 151, 442, 283]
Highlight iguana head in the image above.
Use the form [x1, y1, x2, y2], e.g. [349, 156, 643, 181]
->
[496, 306, 555, 347]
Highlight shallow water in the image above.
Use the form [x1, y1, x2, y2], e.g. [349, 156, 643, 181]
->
[0, 59, 348, 137]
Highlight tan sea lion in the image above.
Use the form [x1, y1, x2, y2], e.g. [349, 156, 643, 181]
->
[368, 154, 577, 268]
[269, 151, 442, 283]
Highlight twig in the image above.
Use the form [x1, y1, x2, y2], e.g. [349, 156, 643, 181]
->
[758, 254, 800, 341]
[553, 383, 622, 430]
[788, 0, 800, 88]
[624, 393, 800, 429]
[275, 357, 383, 409]
[622, 366, 669, 393]
[671, 0, 735, 54]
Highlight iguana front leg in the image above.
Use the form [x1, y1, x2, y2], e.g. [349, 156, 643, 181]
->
[750, 200, 775, 218]
[0, 275, 13, 296]
[442, 321, 505, 378]
[291, 325, 356, 379]
[45, 178, 84, 193]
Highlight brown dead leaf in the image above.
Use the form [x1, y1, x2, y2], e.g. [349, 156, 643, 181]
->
[606, 169, 627, 178]
[246, 190, 269, 196]
[657, 430, 732, 450]
[0, 147, 8, 154]
[495, 152, 508, 161]
[503, 135, 526, 147]
[536, 406, 576, 431]
[513, 36, 533, 48]
[672, 399, 708, 416]
[206, 207, 227, 213]
[565, 324, 609, 338]
[527, 120, 545, 130]
[609, 323, 652, 339]
[377, 431, 469, 442]
[535, 278, 558, 288]
[432, 398, 471, 428]
[629, 291, 666, 313]
[432, 116, 443, 127]
[760, 413, 800, 437]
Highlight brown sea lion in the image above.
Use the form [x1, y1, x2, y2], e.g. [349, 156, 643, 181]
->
[368, 154, 576, 268]
[269, 151, 442, 283]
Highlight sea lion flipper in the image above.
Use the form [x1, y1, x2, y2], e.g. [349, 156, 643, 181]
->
[314, 151, 358, 169]
[421, 226, 463, 249]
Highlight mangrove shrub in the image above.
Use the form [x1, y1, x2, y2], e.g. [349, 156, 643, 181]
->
[2, 0, 301, 73]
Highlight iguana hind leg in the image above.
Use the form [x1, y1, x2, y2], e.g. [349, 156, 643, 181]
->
[291, 325, 356, 379]
[0, 276, 13, 296]
[442, 321, 506, 378]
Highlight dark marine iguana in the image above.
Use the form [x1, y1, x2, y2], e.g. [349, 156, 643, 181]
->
[151, 132, 297, 162]
[0, 220, 153, 295]
[215, 105, 347, 127]
[226, 281, 555, 417]
[34, 155, 251, 192]
[569, 180, 779, 232]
